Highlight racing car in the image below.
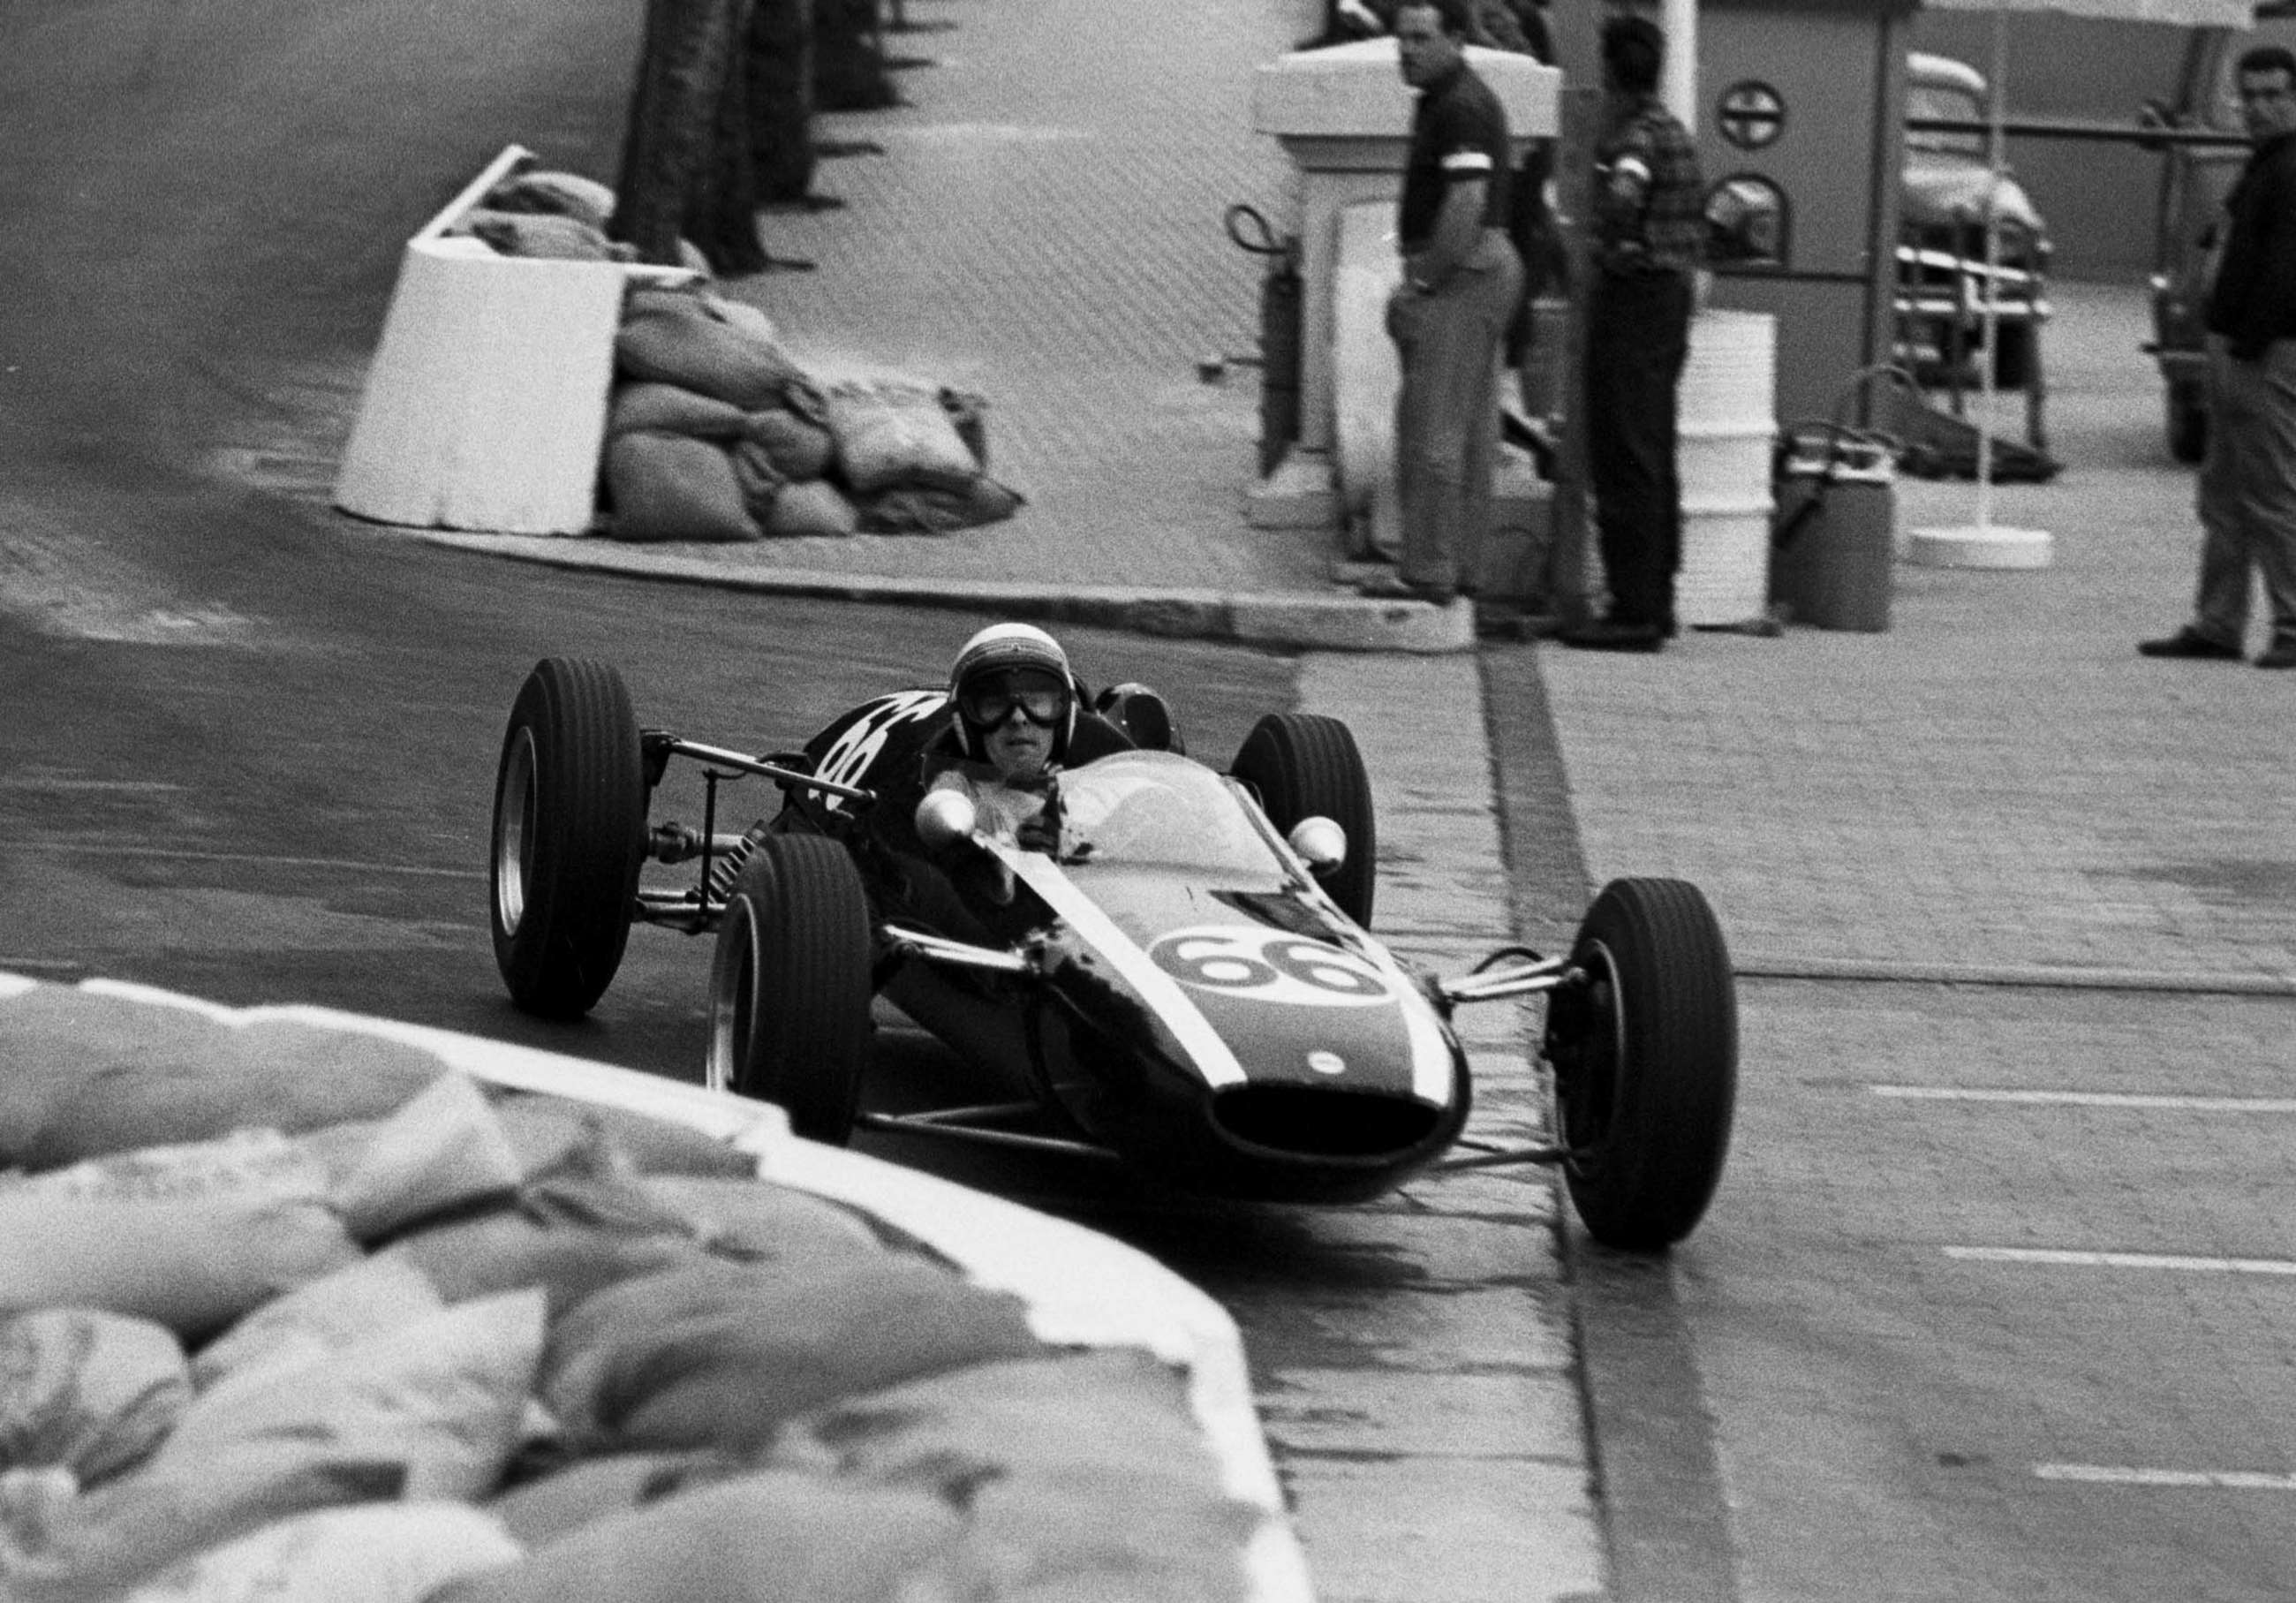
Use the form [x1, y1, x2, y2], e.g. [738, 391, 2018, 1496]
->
[487, 656, 1737, 1250]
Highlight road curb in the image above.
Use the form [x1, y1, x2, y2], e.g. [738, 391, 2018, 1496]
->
[409, 529, 1477, 654]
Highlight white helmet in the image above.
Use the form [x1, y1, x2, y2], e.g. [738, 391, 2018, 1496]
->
[948, 623, 1077, 760]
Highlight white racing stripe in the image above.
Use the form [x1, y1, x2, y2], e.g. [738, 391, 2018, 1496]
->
[1875, 1086, 2296, 1112]
[2037, 1463, 2296, 1491]
[1945, 1246, 2296, 1275]
[997, 845, 1248, 1090]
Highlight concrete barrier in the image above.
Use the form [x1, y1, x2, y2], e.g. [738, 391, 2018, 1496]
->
[334, 145, 700, 537]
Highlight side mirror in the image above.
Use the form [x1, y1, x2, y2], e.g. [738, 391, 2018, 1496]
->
[1288, 816, 1347, 875]
[915, 789, 978, 851]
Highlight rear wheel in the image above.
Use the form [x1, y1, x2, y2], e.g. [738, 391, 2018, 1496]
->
[706, 833, 873, 1143]
[490, 659, 647, 1018]
[1544, 877, 1736, 1251]
[1231, 712, 1377, 927]
[2167, 381, 2207, 465]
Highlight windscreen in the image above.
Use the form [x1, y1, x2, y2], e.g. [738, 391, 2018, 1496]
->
[1054, 752, 1288, 876]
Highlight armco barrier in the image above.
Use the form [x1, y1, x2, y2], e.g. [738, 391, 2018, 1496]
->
[334, 145, 700, 537]
[0, 971, 1316, 1601]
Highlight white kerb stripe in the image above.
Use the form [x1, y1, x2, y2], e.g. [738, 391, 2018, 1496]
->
[998, 846, 1247, 1089]
[2038, 1464, 2296, 1491]
[1876, 1086, 2296, 1112]
[1945, 1246, 2296, 1275]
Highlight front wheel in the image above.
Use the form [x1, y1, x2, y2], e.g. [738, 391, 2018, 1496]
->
[490, 659, 647, 1018]
[1231, 712, 1377, 927]
[1544, 877, 1737, 1251]
[706, 833, 873, 1144]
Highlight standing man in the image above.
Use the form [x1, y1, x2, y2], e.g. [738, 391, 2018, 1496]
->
[2139, 43, 2296, 671]
[1561, 13, 1704, 653]
[1360, 0, 1525, 606]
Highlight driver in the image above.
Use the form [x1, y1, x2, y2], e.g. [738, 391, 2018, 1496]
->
[929, 622, 1081, 852]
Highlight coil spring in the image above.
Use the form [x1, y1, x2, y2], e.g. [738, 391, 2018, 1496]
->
[706, 824, 774, 904]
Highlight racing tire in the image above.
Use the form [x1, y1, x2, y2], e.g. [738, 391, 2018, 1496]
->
[1544, 877, 1736, 1252]
[1231, 712, 1377, 927]
[490, 659, 648, 1019]
[2166, 382, 2207, 465]
[706, 833, 872, 1144]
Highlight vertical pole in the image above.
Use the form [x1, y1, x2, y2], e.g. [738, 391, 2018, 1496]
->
[1975, 6, 2007, 532]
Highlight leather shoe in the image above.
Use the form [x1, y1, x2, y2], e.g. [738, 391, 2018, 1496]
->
[1557, 619, 1665, 653]
[2256, 641, 2296, 669]
[2137, 627, 2243, 660]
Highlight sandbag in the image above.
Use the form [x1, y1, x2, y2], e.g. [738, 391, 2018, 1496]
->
[540, 1258, 1039, 1454]
[325, 1071, 524, 1240]
[1, 1128, 327, 1207]
[640, 1176, 885, 1268]
[940, 387, 990, 469]
[0, 1449, 406, 1602]
[602, 432, 759, 544]
[0, 1196, 359, 1338]
[608, 382, 749, 442]
[190, 1251, 446, 1392]
[154, 1289, 548, 1502]
[729, 439, 785, 525]
[484, 1452, 721, 1547]
[434, 1471, 970, 1603]
[485, 1094, 758, 1181]
[741, 407, 835, 481]
[462, 211, 629, 263]
[615, 290, 804, 410]
[117, 1501, 523, 1603]
[392, 1172, 706, 1318]
[0, 988, 447, 1172]
[0, 1312, 191, 1486]
[484, 170, 618, 232]
[764, 479, 859, 538]
[858, 475, 1024, 535]
[818, 375, 980, 495]
[773, 1349, 1259, 1600]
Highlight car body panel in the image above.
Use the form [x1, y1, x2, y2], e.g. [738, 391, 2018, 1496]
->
[782, 712, 1472, 1204]
[1896, 52, 2054, 379]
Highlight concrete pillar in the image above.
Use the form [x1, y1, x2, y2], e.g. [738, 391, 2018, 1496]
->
[1247, 40, 1559, 537]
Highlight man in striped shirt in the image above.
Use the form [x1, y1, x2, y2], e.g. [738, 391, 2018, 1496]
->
[1562, 13, 1705, 653]
[1362, 0, 1526, 607]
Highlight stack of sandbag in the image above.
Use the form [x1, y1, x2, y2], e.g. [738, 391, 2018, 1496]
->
[604, 284, 1023, 543]
[0, 980, 1259, 1603]
[454, 168, 714, 278]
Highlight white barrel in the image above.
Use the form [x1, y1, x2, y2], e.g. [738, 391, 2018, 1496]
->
[1674, 310, 1776, 627]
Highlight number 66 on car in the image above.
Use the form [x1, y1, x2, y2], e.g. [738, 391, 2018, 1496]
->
[487, 658, 1739, 1251]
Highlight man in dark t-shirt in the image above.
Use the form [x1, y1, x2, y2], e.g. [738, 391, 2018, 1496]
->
[1360, 0, 1524, 607]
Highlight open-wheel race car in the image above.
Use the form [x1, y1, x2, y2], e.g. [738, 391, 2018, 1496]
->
[487, 654, 1739, 1250]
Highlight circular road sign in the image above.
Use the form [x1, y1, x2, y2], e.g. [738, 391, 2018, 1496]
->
[1718, 81, 1786, 149]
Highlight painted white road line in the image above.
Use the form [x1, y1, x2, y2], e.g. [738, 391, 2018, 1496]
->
[2037, 1463, 2296, 1491]
[1945, 1247, 2296, 1275]
[1875, 1086, 2296, 1113]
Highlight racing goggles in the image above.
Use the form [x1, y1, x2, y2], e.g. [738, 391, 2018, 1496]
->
[958, 669, 1069, 729]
